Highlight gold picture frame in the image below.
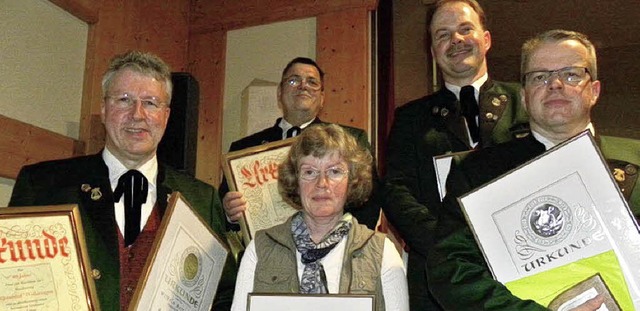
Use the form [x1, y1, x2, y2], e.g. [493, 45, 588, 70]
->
[0, 204, 100, 310]
[222, 138, 297, 245]
[128, 192, 230, 310]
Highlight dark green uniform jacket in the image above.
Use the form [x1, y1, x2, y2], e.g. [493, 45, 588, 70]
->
[428, 133, 640, 310]
[383, 79, 528, 310]
[9, 153, 237, 311]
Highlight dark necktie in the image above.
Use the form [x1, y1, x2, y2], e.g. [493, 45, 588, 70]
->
[286, 126, 301, 138]
[460, 85, 480, 143]
[113, 170, 148, 246]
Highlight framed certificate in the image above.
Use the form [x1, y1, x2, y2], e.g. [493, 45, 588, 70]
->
[247, 293, 375, 311]
[458, 131, 640, 309]
[0, 204, 100, 310]
[222, 138, 297, 244]
[433, 150, 473, 201]
[129, 192, 229, 311]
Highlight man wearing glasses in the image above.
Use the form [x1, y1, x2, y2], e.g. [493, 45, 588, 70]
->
[427, 29, 640, 310]
[9, 51, 237, 310]
[220, 57, 381, 231]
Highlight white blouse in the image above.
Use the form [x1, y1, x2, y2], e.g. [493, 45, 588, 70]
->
[231, 235, 409, 311]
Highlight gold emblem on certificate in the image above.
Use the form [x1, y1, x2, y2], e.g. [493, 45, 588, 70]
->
[129, 193, 229, 311]
[181, 249, 201, 285]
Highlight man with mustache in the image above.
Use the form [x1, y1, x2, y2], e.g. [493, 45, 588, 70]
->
[220, 57, 381, 231]
[382, 0, 528, 309]
[428, 29, 640, 310]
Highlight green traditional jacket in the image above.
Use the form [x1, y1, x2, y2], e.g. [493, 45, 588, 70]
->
[428, 133, 640, 310]
[9, 153, 237, 311]
[382, 79, 528, 310]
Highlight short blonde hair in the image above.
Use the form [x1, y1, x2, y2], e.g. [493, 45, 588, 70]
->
[278, 124, 373, 210]
[521, 29, 598, 83]
[101, 50, 173, 104]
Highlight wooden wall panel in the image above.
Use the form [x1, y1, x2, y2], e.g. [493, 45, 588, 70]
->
[189, 31, 227, 186]
[0, 115, 83, 179]
[82, 0, 191, 154]
[191, 0, 377, 33]
[317, 8, 370, 132]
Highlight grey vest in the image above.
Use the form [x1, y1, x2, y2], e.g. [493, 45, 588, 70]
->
[253, 216, 387, 311]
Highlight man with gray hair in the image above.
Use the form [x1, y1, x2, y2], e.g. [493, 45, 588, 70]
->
[10, 51, 236, 310]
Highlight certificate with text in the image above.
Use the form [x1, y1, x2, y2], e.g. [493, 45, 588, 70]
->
[459, 131, 640, 309]
[222, 138, 297, 245]
[248, 293, 375, 311]
[129, 192, 229, 311]
[0, 204, 100, 310]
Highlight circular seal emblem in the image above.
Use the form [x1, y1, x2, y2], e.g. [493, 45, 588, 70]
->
[180, 247, 202, 287]
[521, 195, 572, 246]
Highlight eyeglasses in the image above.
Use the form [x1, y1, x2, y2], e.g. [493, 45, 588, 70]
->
[283, 75, 322, 91]
[299, 166, 349, 183]
[522, 66, 591, 87]
[106, 93, 167, 112]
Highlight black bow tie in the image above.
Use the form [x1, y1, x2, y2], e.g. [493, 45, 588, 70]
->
[286, 126, 301, 138]
[113, 169, 148, 246]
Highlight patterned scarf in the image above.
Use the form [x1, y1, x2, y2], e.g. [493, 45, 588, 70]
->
[291, 212, 352, 294]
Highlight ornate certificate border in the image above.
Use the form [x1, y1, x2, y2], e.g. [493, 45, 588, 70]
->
[129, 192, 229, 311]
[247, 293, 375, 311]
[0, 204, 100, 310]
[459, 131, 640, 309]
[222, 138, 297, 245]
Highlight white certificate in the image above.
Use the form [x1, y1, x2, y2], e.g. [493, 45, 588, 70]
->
[459, 131, 640, 309]
[247, 293, 375, 311]
[129, 192, 229, 311]
[434, 150, 473, 201]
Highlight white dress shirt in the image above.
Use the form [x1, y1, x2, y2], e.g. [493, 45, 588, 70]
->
[102, 148, 158, 240]
[445, 73, 488, 148]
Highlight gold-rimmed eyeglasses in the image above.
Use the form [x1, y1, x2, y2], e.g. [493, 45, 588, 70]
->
[283, 75, 322, 91]
[299, 166, 349, 183]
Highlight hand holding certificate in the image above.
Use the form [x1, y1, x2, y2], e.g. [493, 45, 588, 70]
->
[222, 138, 297, 244]
[459, 132, 640, 309]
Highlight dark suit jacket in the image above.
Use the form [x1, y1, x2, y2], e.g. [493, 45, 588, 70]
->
[383, 80, 528, 254]
[382, 80, 528, 310]
[9, 153, 236, 311]
[427, 133, 640, 310]
[219, 117, 381, 230]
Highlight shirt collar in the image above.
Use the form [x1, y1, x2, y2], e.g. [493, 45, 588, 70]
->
[279, 117, 314, 133]
[445, 73, 489, 101]
[102, 147, 158, 188]
[532, 123, 595, 150]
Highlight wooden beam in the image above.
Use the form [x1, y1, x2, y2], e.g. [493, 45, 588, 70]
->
[317, 8, 371, 132]
[48, 0, 100, 24]
[0, 115, 83, 180]
[190, 0, 378, 34]
[189, 31, 227, 186]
